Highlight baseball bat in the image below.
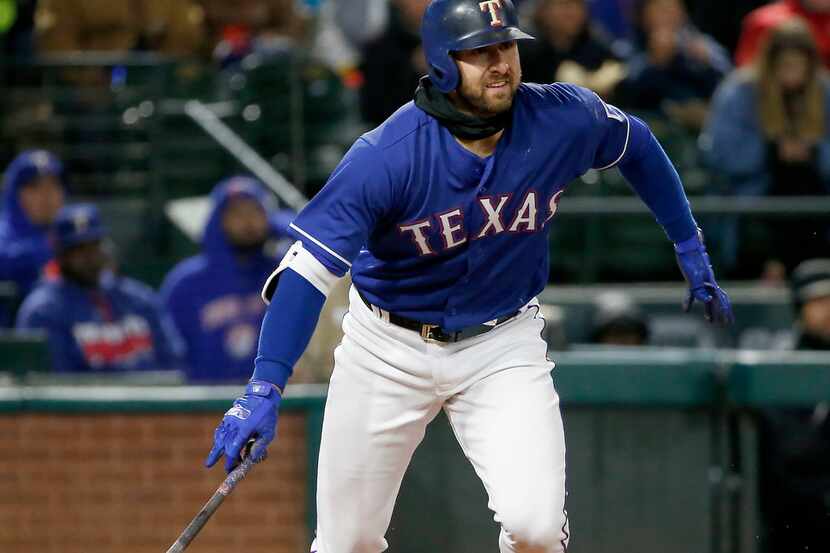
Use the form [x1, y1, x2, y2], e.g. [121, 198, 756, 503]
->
[165, 446, 257, 553]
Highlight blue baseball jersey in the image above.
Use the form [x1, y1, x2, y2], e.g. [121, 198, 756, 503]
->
[288, 83, 630, 331]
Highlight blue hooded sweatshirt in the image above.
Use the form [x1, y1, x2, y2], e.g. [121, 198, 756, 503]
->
[16, 271, 182, 373]
[0, 150, 65, 324]
[160, 177, 293, 383]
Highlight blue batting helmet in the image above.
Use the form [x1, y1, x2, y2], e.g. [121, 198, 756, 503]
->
[421, 0, 534, 93]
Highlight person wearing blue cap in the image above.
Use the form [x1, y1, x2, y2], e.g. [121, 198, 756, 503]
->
[160, 176, 294, 382]
[15, 203, 183, 373]
[0, 150, 66, 325]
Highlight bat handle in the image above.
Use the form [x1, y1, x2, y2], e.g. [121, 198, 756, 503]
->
[219, 455, 256, 495]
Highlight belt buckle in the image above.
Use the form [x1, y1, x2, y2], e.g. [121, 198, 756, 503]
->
[420, 324, 441, 343]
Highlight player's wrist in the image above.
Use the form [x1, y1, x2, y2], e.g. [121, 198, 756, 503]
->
[251, 357, 292, 391]
[674, 228, 705, 254]
[247, 379, 284, 399]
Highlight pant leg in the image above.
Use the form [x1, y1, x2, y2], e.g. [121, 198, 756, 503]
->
[313, 294, 442, 553]
[443, 313, 569, 553]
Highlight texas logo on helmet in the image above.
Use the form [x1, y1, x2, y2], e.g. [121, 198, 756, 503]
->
[479, 0, 504, 27]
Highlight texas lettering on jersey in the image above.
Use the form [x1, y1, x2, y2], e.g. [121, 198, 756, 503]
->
[399, 189, 565, 255]
[286, 83, 630, 327]
[72, 314, 155, 368]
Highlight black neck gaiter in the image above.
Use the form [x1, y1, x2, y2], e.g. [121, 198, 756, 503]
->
[413, 76, 512, 140]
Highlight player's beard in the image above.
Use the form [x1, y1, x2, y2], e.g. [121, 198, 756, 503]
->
[455, 70, 519, 118]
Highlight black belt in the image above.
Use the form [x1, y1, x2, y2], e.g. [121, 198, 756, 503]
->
[358, 291, 520, 343]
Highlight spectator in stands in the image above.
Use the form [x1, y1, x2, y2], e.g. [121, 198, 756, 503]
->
[1, 0, 36, 62]
[619, 0, 731, 129]
[360, 0, 430, 126]
[586, 0, 634, 40]
[16, 204, 181, 372]
[0, 150, 65, 326]
[789, 258, 830, 349]
[312, 0, 388, 75]
[521, 0, 628, 99]
[701, 19, 830, 275]
[703, 19, 830, 196]
[589, 291, 650, 346]
[757, 258, 830, 553]
[736, 0, 830, 68]
[160, 177, 294, 383]
[321, 0, 388, 51]
[201, 0, 309, 67]
[35, 0, 206, 57]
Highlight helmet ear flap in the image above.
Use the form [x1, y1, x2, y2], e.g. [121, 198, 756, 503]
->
[428, 53, 459, 93]
[431, 64, 446, 80]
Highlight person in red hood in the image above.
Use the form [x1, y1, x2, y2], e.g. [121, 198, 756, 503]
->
[736, 0, 830, 67]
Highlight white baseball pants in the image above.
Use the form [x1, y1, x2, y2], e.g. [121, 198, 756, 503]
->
[311, 286, 569, 553]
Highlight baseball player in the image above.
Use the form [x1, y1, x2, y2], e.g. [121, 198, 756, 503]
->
[205, 1, 735, 551]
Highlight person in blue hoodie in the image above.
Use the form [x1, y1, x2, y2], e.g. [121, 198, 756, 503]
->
[0, 150, 66, 325]
[160, 176, 293, 383]
[16, 203, 182, 373]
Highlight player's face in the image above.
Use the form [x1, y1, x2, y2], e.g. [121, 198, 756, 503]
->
[452, 41, 521, 117]
[222, 196, 269, 252]
[18, 175, 64, 227]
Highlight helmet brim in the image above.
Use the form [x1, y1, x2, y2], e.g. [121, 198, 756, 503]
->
[451, 27, 534, 53]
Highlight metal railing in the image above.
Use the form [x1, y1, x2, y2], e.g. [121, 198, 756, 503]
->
[183, 99, 307, 210]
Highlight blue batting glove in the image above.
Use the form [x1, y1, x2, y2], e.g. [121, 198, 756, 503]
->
[205, 379, 281, 473]
[674, 231, 735, 326]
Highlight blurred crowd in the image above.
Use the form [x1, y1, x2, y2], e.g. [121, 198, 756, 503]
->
[0, 0, 828, 274]
[0, 150, 351, 383]
[1, 1, 830, 549]
[0, 0, 828, 364]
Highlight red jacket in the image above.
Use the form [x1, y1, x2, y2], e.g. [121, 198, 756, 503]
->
[735, 0, 830, 67]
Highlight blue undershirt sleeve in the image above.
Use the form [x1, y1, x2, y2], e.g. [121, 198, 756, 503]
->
[251, 268, 326, 389]
[572, 85, 698, 244]
[617, 115, 699, 243]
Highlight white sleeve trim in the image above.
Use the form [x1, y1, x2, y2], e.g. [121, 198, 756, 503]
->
[261, 241, 342, 304]
[289, 223, 352, 267]
[594, 111, 630, 171]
